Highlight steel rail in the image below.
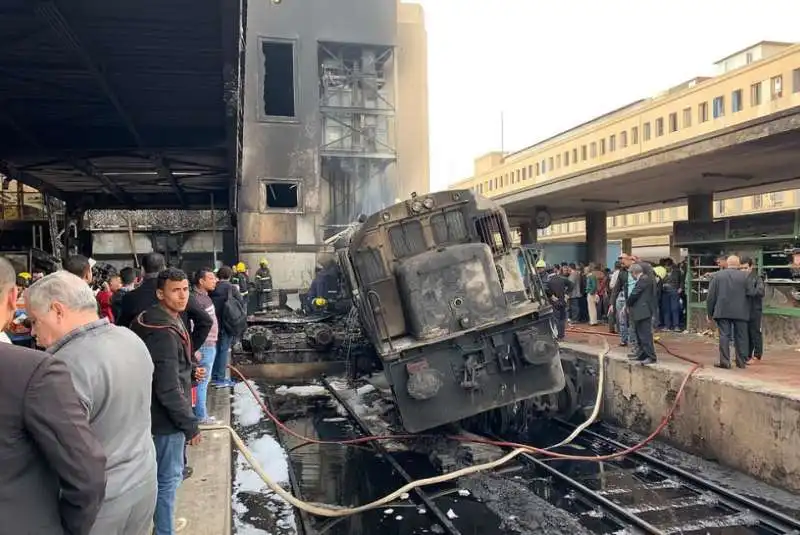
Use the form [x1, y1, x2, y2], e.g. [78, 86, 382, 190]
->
[486, 432, 665, 535]
[553, 419, 800, 533]
[320, 377, 463, 535]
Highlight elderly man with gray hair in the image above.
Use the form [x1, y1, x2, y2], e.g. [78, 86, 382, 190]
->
[26, 270, 158, 535]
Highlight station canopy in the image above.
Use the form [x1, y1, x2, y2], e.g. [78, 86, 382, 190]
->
[0, 0, 242, 210]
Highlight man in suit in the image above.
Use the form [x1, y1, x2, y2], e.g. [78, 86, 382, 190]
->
[0, 256, 107, 534]
[626, 263, 657, 364]
[707, 255, 750, 369]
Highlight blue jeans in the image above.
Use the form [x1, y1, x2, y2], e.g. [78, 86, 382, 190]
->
[212, 330, 232, 382]
[153, 433, 186, 535]
[616, 295, 629, 344]
[660, 289, 681, 330]
[194, 345, 216, 420]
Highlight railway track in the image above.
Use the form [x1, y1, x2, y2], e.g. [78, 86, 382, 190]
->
[267, 379, 799, 535]
[501, 419, 800, 535]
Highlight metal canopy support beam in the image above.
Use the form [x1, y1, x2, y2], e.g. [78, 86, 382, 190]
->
[70, 159, 131, 206]
[35, 1, 144, 148]
[0, 160, 67, 199]
[154, 155, 187, 208]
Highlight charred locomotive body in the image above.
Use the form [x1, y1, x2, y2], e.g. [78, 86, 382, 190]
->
[340, 190, 566, 433]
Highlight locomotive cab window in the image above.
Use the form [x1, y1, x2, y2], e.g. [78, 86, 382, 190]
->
[430, 210, 468, 245]
[475, 212, 510, 254]
[388, 220, 426, 258]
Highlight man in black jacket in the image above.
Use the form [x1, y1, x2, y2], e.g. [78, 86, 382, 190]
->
[117, 253, 212, 352]
[741, 257, 765, 363]
[209, 265, 242, 387]
[626, 263, 657, 364]
[544, 264, 573, 340]
[130, 268, 204, 535]
[707, 255, 750, 369]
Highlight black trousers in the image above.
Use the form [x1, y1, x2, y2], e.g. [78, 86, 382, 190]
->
[747, 311, 763, 359]
[716, 318, 749, 368]
[552, 304, 567, 339]
[634, 317, 656, 359]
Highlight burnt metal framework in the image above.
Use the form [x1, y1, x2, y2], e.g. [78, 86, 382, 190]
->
[0, 0, 244, 259]
[319, 42, 398, 231]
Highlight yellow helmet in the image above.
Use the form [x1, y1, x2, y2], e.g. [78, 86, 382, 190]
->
[312, 297, 327, 308]
[18, 272, 31, 279]
[236, 262, 246, 272]
[535, 259, 546, 268]
[260, 258, 269, 267]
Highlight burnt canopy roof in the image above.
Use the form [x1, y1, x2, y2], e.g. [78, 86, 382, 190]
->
[0, 0, 242, 210]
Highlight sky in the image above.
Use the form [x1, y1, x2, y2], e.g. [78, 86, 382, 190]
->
[409, 0, 800, 191]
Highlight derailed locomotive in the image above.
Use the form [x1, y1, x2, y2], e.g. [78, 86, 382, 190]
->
[338, 190, 566, 432]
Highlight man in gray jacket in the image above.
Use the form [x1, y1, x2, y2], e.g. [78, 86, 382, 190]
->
[26, 271, 158, 535]
[0, 257, 107, 535]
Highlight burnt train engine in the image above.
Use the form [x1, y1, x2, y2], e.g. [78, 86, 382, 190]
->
[338, 190, 570, 433]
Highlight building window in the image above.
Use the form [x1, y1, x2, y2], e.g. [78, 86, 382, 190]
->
[527, 165, 532, 179]
[261, 41, 297, 118]
[731, 89, 743, 112]
[564, 151, 570, 166]
[643, 122, 651, 141]
[668, 112, 678, 133]
[572, 148, 578, 164]
[655, 118, 664, 137]
[750, 82, 762, 106]
[752, 194, 763, 210]
[712, 96, 725, 118]
[794, 68, 800, 93]
[682, 107, 692, 128]
[590, 142, 597, 158]
[771, 76, 783, 100]
[541, 159, 547, 173]
[698, 102, 709, 123]
[599, 139, 606, 155]
[715, 200, 726, 216]
[535, 162, 540, 176]
[516, 169, 521, 182]
[581, 145, 587, 161]
[631, 126, 639, 144]
[609, 134, 616, 152]
[549, 157, 555, 170]
[620, 131, 628, 148]
[768, 191, 785, 207]
[522, 167, 527, 180]
[265, 181, 300, 209]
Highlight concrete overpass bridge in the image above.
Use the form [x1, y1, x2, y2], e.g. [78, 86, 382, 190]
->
[453, 42, 800, 265]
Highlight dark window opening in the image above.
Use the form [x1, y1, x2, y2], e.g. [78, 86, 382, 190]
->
[388, 220, 426, 258]
[475, 212, 511, 255]
[431, 210, 468, 244]
[266, 182, 299, 208]
[262, 41, 296, 117]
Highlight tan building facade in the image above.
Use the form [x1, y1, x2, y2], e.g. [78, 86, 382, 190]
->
[450, 41, 800, 250]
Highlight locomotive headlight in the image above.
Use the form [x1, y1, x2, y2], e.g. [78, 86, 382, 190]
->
[411, 200, 423, 213]
[422, 197, 434, 209]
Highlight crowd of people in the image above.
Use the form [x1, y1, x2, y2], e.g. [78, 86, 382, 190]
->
[0, 252, 249, 535]
[540, 253, 765, 368]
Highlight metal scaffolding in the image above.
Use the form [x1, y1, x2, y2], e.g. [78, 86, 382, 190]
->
[318, 42, 397, 233]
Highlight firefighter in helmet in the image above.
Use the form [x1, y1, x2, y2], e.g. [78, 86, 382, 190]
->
[254, 258, 273, 312]
[231, 262, 250, 299]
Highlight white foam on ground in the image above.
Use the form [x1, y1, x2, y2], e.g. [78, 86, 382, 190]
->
[232, 381, 298, 535]
[232, 381, 264, 427]
[274, 385, 328, 397]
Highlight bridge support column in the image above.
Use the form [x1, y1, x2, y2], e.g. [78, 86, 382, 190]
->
[586, 210, 607, 267]
[621, 238, 633, 256]
[518, 221, 538, 245]
[687, 193, 713, 222]
[669, 234, 681, 261]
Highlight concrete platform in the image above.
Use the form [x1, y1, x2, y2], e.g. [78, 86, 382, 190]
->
[562, 325, 800, 493]
[175, 388, 232, 534]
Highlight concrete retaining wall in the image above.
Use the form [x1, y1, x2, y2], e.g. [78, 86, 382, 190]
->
[563, 343, 800, 492]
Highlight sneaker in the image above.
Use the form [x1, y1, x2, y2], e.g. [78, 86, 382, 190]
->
[199, 416, 218, 425]
[183, 466, 193, 480]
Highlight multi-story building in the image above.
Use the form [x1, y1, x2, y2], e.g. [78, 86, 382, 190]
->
[450, 41, 800, 259]
[238, 0, 429, 289]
